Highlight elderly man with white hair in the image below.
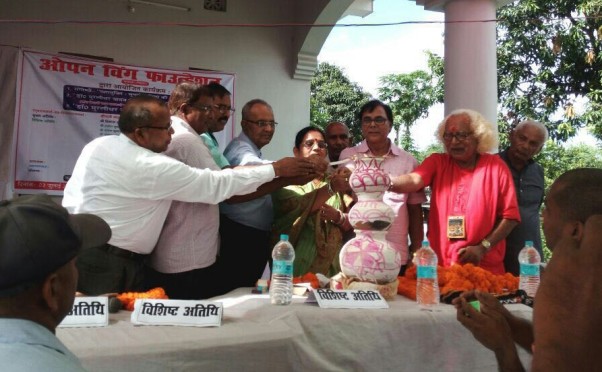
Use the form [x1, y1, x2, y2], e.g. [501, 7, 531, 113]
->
[499, 120, 548, 275]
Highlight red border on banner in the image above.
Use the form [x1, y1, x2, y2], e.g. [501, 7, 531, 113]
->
[14, 180, 66, 191]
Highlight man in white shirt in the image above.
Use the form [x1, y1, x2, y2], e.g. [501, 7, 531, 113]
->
[63, 95, 317, 295]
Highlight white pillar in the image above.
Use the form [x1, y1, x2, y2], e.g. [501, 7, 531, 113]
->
[444, 0, 498, 125]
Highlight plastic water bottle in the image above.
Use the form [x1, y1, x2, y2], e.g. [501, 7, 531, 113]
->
[414, 240, 440, 307]
[270, 234, 295, 305]
[518, 240, 541, 297]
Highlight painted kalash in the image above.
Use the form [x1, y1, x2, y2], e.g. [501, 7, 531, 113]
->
[331, 155, 399, 299]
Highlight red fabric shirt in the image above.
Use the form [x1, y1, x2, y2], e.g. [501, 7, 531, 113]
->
[415, 153, 520, 274]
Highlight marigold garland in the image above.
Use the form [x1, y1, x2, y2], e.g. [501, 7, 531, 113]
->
[397, 264, 519, 301]
[116, 287, 169, 311]
[292, 272, 320, 289]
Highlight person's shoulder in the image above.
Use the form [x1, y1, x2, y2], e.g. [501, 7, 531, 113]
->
[224, 139, 254, 166]
[224, 136, 247, 152]
[486, 153, 509, 167]
[86, 134, 117, 147]
[423, 152, 446, 162]
[532, 159, 544, 171]
[170, 130, 201, 146]
[77, 136, 120, 159]
[340, 142, 366, 157]
[168, 135, 216, 167]
[339, 147, 353, 158]
[416, 153, 448, 171]
[137, 148, 183, 171]
[481, 154, 515, 177]
[392, 146, 417, 160]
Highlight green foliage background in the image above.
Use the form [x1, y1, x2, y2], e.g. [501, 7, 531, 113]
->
[497, 0, 602, 141]
[310, 0, 602, 262]
[310, 62, 371, 145]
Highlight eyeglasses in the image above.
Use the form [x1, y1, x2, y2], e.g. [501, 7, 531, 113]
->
[443, 131, 473, 142]
[213, 104, 235, 113]
[361, 117, 388, 126]
[140, 123, 173, 131]
[245, 119, 278, 128]
[189, 103, 213, 113]
[303, 139, 328, 149]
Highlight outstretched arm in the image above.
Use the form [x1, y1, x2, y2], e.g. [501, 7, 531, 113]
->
[226, 157, 323, 204]
[388, 172, 424, 193]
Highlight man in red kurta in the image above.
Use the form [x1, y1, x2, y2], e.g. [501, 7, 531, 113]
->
[415, 153, 520, 274]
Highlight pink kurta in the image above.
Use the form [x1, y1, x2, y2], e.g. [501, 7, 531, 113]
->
[414, 153, 520, 274]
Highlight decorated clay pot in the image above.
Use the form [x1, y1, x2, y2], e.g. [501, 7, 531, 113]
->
[339, 156, 400, 284]
[347, 156, 395, 230]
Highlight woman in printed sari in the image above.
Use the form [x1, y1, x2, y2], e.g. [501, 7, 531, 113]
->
[271, 126, 353, 276]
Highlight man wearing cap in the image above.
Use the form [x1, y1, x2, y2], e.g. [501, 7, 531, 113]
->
[0, 194, 111, 371]
[63, 95, 317, 295]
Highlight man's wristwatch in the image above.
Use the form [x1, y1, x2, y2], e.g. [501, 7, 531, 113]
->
[480, 239, 492, 252]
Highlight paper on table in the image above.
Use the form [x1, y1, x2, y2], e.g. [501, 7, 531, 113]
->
[306, 288, 389, 309]
[131, 299, 223, 327]
[59, 297, 109, 328]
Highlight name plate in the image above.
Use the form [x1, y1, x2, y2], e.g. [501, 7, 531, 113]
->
[131, 299, 222, 327]
[307, 288, 389, 309]
[59, 297, 109, 328]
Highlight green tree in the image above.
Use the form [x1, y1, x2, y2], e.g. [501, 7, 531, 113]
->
[535, 141, 602, 260]
[310, 62, 371, 145]
[536, 141, 602, 191]
[378, 51, 444, 155]
[416, 142, 444, 163]
[497, 0, 602, 141]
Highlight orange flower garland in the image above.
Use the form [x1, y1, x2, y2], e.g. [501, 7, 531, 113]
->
[397, 264, 519, 300]
[292, 272, 320, 289]
[116, 287, 169, 311]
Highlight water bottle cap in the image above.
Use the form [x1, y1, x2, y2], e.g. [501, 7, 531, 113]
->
[421, 240, 429, 247]
[525, 240, 533, 247]
[280, 234, 289, 241]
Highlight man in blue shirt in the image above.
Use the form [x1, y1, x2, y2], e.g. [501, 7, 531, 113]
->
[0, 194, 111, 371]
[219, 99, 288, 289]
[499, 120, 548, 275]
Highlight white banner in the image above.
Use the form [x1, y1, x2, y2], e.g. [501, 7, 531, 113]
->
[12, 50, 235, 194]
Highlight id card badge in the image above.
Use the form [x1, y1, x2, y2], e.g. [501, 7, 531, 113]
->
[447, 215, 466, 239]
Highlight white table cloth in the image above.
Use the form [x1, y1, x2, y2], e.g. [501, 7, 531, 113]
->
[57, 288, 533, 371]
